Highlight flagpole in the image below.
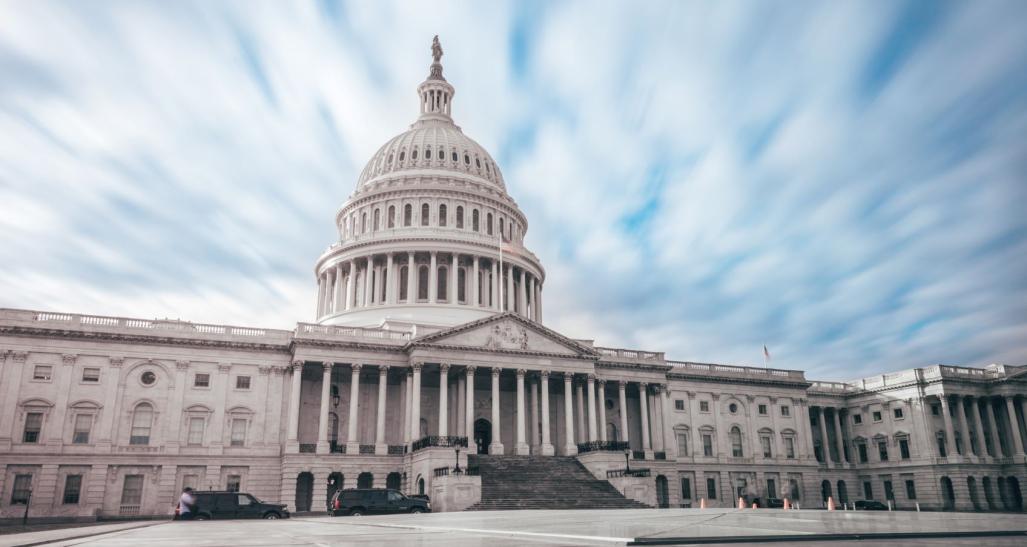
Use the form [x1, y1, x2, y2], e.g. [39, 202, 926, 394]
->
[498, 229, 504, 312]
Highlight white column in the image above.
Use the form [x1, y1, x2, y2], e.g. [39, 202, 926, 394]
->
[451, 254, 459, 304]
[970, 396, 988, 459]
[333, 264, 344, 312]
[832, 408, 846, 463]
[506, 264, 515, 311]
[465, 366, 476, 448]
[956, 396, 971, 457]
[429, 252, 438, 303]
[981, 398, 997, 457]
[364, 256, 373, 306]
[315, 274, 325, 317]
[406, 252, 416, 303]
[530, 376, 539, 452]
[386, 253, 395, 304]
[345, 260, 355, 310]
[346, 364, 362, 452]
[375, 366, 389, 454]
[518, 268, 528, 316]
[940, 397, 957, 458]
[619, 382, 629, 446]
[650, 388, 664, 453]
[586, 374, 598, 442]
[372, 263, 381, 304]
[575, 379, 586, 443]
[563, 374, 577, 455]
[1006, 397, 1025, 457]
[410, 364, 422, 442]
[286, 361, 303, 450]
[490, 260, 499, 310]
[817, 407, 831, 464]
[403, 371, 412, 446]
[316, 362, 333, 454]
[537, 283, 543, 322]
[639, 383, 652, 453]
[661, 386, 676, 458]
[472, 256, 480, 306]
[456, 374, 466, 437]
[516, 369, 529, 454]
[438, 364, 449, 436]
[541, 371, 554, 455]
[598, 380, 608, 442]
[490, 367, 504, 454]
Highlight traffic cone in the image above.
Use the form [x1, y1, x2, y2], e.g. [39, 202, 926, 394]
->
[700, 498, 706, 509]
[783, 498, 791, 510]
[737, 497, 745, 509]
[751, 502, 758, 509]
[827, 496, 836, 511]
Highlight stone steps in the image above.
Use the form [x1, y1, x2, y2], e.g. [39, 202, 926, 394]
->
[465, 455, 650, 511]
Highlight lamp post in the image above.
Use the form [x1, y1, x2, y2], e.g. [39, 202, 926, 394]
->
[624, 448, 631, 473]
[21, 488, 31, 525]
[454, 448, 462, 473]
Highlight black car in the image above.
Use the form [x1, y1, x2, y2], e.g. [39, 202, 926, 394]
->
[329, 488, 431, 516]
[176, 491, 290, 520]
[854, 500, 889, 511]
[763, 498, 785, 508]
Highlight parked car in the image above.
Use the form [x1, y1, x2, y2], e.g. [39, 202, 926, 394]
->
[329, 488, 431, 516]
[174, 491, 289, 520]
[853, 500, 889, 511]
[763, 498, 785, 508]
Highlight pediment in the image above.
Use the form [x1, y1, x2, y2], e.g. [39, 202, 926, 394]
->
[410, 313, 596, 357]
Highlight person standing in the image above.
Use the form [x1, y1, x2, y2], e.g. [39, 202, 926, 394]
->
[178, 487, 196, 520]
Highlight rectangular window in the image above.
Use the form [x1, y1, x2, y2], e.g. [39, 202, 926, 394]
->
[226, 475, 241, 493]
[73, 414, 92, 444]
[194, 374, 210, 388]
[699, 401, 710, 412]
[872, 411, 882, 422]
[884, 480, 894, 501]
[23, 412, 42, 443]
[862, 481, 873, 500]
[905, 480, 917, 499]
[63, 475, 82, 504]
[761, 436, 772, 458]
[702, 434, 713, 456]
[680, 478, 691, 499]
[899, 439, 910, 459]
[767, 479, 777, 498]
[676, 433, 688, 456]
[937, 436, 947, 457]
[857, 443, 868, 463]
[780, 405, 790, 417]
[878, 441, 888, 461]
[706, 477, 717, 500]
[82, 368, 100, 382]
[230, 419, 246, 447]
[893, 408, 904, 419]
[187, 417, 205, 445]
[33, 365, 52, 380]
[674, 399, 685, 411]
[11, 474, 32, 504]
[121, 475, 143, 505]
[852, 414, 863, 425]
[785, 437, 796, 459]
[235, 376, 251, 390]
[931, 404, 940, 416]
[758, 404, 768, 415]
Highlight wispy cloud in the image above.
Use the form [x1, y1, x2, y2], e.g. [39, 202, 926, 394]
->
[1, 1, 1024, 379]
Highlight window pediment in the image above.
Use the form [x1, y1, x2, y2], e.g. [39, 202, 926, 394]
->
[19, 397, 54, 408]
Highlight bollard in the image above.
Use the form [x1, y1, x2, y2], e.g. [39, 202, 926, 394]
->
[915, 502, 921, 512]
[887, 500, 892, 511]
[827, 496, 836, 511]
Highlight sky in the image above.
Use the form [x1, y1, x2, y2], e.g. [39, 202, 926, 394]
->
[1, 1, 1025, 380]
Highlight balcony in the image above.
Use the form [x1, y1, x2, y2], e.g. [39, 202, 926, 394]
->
[411, 435, 468, 452]
[576, 441, 629, 454]
[669, 361, 807, 383]
[607, 469, 650, 478]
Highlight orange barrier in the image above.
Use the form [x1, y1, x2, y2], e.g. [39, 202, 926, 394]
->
[827, 496, 836, 511]
[699, 498, 706, 509]
[783, 498, 791, 510]
[751, 502, 758, 509]
[737, 497, 746, 509]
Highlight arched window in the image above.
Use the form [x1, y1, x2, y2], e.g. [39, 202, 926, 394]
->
[373, 209, 380, 231]
[404, 204, 412, 227]
[451, 151, 458, 162]
[411, 148, 418, 160]
[499, 217, 505, 238]
[130, 403, 153, 445]
[357, 472, 374, 489]
[730, 426, 743, 457]
[437, 266, 448, 301]
[421, 204, 430, 226]
[388, 206, 395, 228]
[399, 266, 409, 302]
[464, 154, 470, 165]
[417, 266, 429, 300]
[437, 149, 444, 160]
[475, 158, 481, 169]
[472, 210, 479, 231]
[439, 204, 447, 227]
[399, 150, 405, 162]
[486, 213, 493, 235]
[386, 472, 402, 490]
[361, 212, 367, 233]
[456, 206, 464, 229]
[457, 267, 466, 302]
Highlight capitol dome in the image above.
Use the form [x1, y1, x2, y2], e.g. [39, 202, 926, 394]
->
[311, 37, 544, 331]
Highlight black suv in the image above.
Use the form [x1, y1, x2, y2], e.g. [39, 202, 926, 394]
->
[176, 491, 290, 520]
[854, 500, 889, 511]
[329, 488, 430, 516]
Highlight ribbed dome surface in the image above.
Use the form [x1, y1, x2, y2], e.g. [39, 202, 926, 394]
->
[356, 119, 506, 190]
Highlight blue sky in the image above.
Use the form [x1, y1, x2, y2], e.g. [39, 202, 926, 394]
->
[1, 1, 1025, 380]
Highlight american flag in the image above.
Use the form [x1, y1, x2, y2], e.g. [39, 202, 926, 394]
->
[763, 345, 771, 362]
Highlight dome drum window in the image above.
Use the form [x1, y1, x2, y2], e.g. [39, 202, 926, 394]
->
[411, 148, 418, 160]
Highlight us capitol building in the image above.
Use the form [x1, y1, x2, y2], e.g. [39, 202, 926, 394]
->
[1, 40, 1025, 520]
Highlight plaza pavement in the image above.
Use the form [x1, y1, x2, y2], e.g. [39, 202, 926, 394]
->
[3, 508, 1027, 546]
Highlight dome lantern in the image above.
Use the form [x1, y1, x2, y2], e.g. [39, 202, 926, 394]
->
[417, 36, 455, 121]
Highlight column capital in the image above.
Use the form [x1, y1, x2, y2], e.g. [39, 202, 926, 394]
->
[323, 362, 334, 373]
[440, 363, 451, 373]
[411, 362, 423, 372]
[378, 365, 390, 375]
[258, 366, 272, 376]
[564, 372, 573, 383]
[587, 373, 596, 382]
[272, 367, 286, 376]
[466, 365, 477, 375]
[350, 363, 362, 373]
[540, 370, 550, 379]
[492, 367, 502, 378]
[290, 360, 303, 372]
[108, 355, 122, 367]
[516, 368, 526, 378]
[597, 378, 606, 386]
[618, 380, 627, 391]
[745, 394, 754, 402]
[218, 363, 232, 374]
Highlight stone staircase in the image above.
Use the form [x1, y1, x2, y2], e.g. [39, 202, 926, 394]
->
[464, 455, 651, 511]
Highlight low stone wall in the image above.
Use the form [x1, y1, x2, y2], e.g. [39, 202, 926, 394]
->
[576, 452, 655, 507]
[430, 475, 481, 512]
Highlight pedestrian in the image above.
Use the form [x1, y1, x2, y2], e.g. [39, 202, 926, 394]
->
[178, 487, 196, 520]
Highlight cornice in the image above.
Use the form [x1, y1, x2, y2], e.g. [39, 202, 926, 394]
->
[0, 325, 292, 353]
[318, 235, 545, 276]
[666, 371, 812, 389]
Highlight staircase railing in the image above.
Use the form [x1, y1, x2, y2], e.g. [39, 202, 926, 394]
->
[576, 440, 630, 453]
[412, 435, 468, 452]
[607, 468, 651, 478]
[433, 465, 480, 478]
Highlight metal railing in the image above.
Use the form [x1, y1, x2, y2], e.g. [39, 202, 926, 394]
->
[632, 450, 645, 460]
[388, 445, 406, 455]
[411, 435, 468, 452]
[654, 451, 667, 460]
[299, 443, 316, 453]
[329, 442, 345, 454]
[577, 441, 630, 454]
[359, 444, 376, 455]
[434, 466, 480, 478]
[607, 469, 651, 478]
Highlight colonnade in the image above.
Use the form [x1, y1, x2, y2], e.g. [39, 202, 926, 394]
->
[811, 406, 850, 466]
[285, 362, 670, 458]
[936, 394, 1027, 460]
[314, 252, 542, 321]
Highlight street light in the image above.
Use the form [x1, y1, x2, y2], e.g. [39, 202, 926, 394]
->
[22, 488, 32, 525]
[624, 448, 631, 473]
[454, 448, 462, 473]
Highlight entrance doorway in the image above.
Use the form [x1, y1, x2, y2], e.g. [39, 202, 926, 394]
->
[656, 475, 669, 508]
[474, 418, 492, 454]
[295, 472, 313, 512]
